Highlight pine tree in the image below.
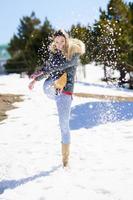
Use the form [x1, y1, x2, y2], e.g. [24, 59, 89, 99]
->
[127, 2, 133, 88]
[5, 13, 54, 75]
[92, 0, 133, 88]
[23, 17, 54, 74]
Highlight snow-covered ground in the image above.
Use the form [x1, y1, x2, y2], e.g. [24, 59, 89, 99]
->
[0, 64, 133, 200]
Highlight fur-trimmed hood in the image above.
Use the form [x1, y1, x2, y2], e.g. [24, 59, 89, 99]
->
[68, 38, 85, 59]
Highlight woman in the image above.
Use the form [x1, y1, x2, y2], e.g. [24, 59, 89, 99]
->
[29, 30, 85, 167]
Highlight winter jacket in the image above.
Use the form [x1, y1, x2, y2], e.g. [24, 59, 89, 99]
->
[35, 50, 80, 93]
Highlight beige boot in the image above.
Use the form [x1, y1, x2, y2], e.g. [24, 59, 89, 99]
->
[61, 143, 70, 167]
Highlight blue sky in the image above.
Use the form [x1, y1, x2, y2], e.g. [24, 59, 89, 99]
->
[0, 0, 131, 44]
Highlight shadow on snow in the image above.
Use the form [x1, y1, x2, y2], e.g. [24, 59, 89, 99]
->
[70, 101, 133, 130]
[76, 81, 133, 93]
[0, 165, 61, 195]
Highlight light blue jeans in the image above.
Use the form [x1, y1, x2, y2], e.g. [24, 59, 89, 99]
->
[43, 79, 72, 144]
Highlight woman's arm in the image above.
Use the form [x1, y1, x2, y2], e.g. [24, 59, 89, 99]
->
[29, 70, 45, 81]
[41, 53, 79, 74]
[32, 53, 79, 81]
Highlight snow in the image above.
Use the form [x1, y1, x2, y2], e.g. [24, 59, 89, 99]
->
[75, 63, 133, 97]
[0, 64, 133, 200]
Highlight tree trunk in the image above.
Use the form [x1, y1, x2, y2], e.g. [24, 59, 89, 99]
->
[129, 72, 133, 89]
[103, 65, 108, 81]
[82, 65, 86, 79]
[118, 66, 126, 86]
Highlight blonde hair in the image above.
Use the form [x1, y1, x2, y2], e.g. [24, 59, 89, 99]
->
[49, 29, 85, 60]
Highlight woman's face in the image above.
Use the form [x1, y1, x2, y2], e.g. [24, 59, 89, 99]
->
[54, 36, 66, 51]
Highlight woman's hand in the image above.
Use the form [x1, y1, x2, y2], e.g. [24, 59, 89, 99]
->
[28, 79, 36, 90]
[30, 70, 44, 79]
